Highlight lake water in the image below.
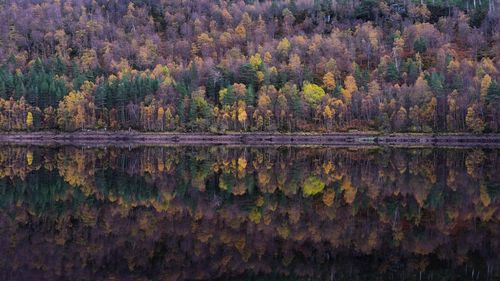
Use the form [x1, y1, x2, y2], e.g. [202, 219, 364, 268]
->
[0, 145, 498, 280]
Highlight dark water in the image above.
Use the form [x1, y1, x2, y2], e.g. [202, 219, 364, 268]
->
[0, 145, 498, 281]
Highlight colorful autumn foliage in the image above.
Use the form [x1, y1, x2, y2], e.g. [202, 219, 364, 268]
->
[0, 0, 498, 133]
[0, 145, 497, 280]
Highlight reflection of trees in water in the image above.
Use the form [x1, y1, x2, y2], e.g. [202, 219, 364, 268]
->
[0, 146, 498, 280]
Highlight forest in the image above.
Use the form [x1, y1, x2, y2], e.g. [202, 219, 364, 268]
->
[0, 0, 498, 133]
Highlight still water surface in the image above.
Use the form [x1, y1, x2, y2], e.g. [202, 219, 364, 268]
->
[0, 145, 498, 280]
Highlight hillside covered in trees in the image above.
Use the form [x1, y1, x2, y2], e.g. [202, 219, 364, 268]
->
[0, 0, 498, 133]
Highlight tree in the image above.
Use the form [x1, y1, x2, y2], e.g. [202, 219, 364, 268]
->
[413, 37, 427, 54]
[237, 101, 248, 130]
[197, 33, 214, 57]
[409, 106, 422, 131]
[245, 85, 256, 106]
[281, 82, 302, 129]
[219, 87, 236, 106]
[189, 87, 212, 130]
[26, 111, 33, 129]
[427, 72, 444, 97]
[486, 80, 499, 103]
[302, 83, 326, 106]
[422, 97, 437, 131]
[165, 107, 174, 130]
[288, 54, 303, 83]
[392, 35, 405, 71]
[249, 54, 262, 70]
[277, 38, 291, 57]
[275, 93, 289, 130]
[355, 22, 381, 67]
[412, 74, 431, 105]
[386, 62, 400, 82]
[392, 106, 407, 131]
[323, 105, 334, 129]
[480, 74, 492, 99]
[341, 75, 357, 103]
[466, 103, 485, 133]
[446, 90, 461, 131]
[157, 107, 165, 131]
[235, 24, 246, 41]
[57, 90, 95, 131]
[238, 64, 258, 89]
[233, 83, 246, 99]
[322, 72, 336, 91]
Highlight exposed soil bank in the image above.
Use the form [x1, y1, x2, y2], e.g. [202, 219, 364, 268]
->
[0, 131, 499, 147]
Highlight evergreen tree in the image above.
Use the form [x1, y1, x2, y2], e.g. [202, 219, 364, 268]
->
[238, 63, 258, 90]
[427, 72, 444, 97]
[385, 62, 400, 83]
[220, 86, 236, 106]
[14, 73, 26, 99]
[406, 60, 419, 84]
[354, 64, 369, 90]
[245, 84, 256, 107]
[486, 80, 499, 103]
[0, 80, 5, 99]
[413, 37, 427, 54]
[53, 56, 67, 76]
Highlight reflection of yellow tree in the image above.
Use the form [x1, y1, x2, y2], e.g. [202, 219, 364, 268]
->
[303, 176, 325, 196]
[57, 149, 96, 196]
[26, 150, 33, 166]
[341, 177, 357, 204]
[249, 207, 262, 224]
[466, 150, 485, 178]
[322, 188, 335, 206]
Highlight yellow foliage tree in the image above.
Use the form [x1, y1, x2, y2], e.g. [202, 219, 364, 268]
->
[480, 74, 492, 99]
[57, 91, 95, 131]
[323, 105, 333, 119]
[277, 38, 291, 55]
[79, 49, 98, 70]
[157, 107, 165, 131]
[466, 103, 485, 133]
[322, 72, 336, 91]
[249, 53, 262, 70]
[303, 83, 326, 106]
[264, 52, 272, 64]
[237, 157, 247, 173]
[323, 104, 334, 129]
[341, 75, 357, 103]
[237, 101, 248, 129]
[26, 111, 33, 129]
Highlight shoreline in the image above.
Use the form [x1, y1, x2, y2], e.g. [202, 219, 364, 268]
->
[0, 131, 499, 147]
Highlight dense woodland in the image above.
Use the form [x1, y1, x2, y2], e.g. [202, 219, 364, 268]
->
[0, 0, 499, 133]
[0, 146, 498, 279]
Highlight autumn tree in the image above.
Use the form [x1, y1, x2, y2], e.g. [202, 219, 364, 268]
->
[322, 72, 336, 92]
[466, 103, 485, 133]
[57, 90, 96, 131]
[341, 75, 357, 104]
